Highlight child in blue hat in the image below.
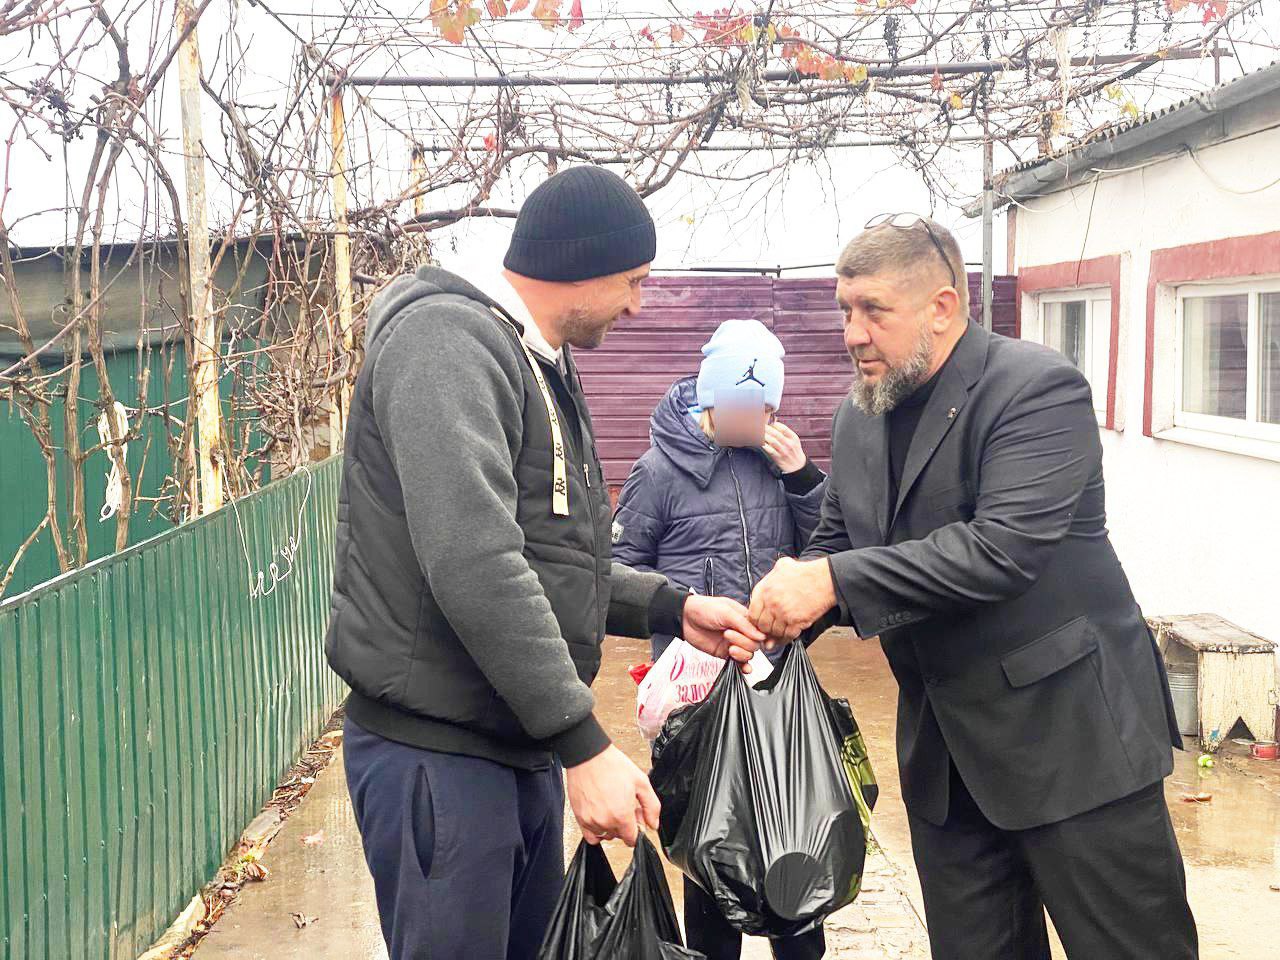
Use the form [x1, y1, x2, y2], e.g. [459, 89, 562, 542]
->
[613, 317, 829, 960]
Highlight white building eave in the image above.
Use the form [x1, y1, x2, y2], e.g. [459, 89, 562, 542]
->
[963, 60, 1280, 216]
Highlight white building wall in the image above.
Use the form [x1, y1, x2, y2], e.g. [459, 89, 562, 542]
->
[1014, 125, 1280, 661]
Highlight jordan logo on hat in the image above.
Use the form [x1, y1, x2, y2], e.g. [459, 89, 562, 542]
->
[736, 360, 765, 388]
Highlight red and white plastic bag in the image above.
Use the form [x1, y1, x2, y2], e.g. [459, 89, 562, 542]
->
[634, 639, 773, 741]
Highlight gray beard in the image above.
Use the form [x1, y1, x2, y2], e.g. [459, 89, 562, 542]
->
[849, 324, 934, 416]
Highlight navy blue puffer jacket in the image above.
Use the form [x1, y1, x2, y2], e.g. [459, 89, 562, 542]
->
[612, 377, 827, 657]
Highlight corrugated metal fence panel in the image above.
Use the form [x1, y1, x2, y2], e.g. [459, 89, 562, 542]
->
[0, 348, 184, 598]
[973, 274, 1018, 339]
[770, 279, 850, 468]
[582, 273, 1016, 487]
[0, 456, 345, 960]
[575, 277, 776, 483]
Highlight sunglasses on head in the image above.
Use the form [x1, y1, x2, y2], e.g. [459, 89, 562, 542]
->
[865, 213, 959, 290]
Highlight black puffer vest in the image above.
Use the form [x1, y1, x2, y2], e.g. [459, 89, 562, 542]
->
[325, 268, 613, 767]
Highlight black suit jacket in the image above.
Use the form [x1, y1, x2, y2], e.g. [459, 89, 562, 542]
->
[805, 323, 1181, 830]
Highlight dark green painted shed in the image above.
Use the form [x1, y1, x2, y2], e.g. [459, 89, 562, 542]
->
[1, 239, 277, 597]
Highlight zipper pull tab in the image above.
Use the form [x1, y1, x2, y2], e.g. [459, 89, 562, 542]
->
[583, 462, 592, 488]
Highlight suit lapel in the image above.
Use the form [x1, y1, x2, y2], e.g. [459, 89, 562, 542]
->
[889, 323, 990, 532]
[890, 374, 968, 529]
[859, 415, 891, 543]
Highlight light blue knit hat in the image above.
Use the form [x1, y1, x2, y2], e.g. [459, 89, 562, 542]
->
[695, 318, 785, 411]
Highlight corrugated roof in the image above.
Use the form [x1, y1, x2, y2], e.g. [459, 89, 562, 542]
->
[994, 58, 1280, 188]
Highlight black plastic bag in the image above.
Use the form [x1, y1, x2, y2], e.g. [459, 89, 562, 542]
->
[650, 641, 877, 939]
[538, 835, 705, 960]
[537, 841, 617, 960]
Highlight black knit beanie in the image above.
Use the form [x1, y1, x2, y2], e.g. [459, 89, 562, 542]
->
[504, 166, 657, 282]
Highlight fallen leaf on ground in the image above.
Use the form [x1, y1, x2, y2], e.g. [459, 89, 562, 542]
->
[243, 860, 270, 882]
[1180, 793, 1212, 803]
[292, 912, 319, 929]
[301, 830, 325, 846]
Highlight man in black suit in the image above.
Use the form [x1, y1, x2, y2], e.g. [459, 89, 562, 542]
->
[748, 216, 1197, 959]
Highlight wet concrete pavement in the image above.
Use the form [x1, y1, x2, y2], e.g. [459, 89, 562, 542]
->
[193, 631, 1280, 959]
[1166, 735, 1280, 958]
[579, 630, 931, 960]
[193, 744, 389, 960]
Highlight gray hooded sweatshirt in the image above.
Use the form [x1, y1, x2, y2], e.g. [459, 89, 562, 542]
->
[326, 266, 687, 769]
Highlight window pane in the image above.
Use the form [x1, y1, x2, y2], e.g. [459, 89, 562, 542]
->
[1044, 300, 1087, 372]
[1062, 301, 1085, 368]
[1181, 294, 1248, 420]
[1261, 293, 1280, 425]
[1043, 301, 1061, 351]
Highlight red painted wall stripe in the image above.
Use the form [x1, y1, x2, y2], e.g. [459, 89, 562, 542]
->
[1017, 256, 1122, 431]
[1142, 230, 1280, 437]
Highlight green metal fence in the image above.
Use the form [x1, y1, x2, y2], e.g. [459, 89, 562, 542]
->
[0, 456, 345, 960]
[0, 347, 185, 598]
[0, 340, 269, 599]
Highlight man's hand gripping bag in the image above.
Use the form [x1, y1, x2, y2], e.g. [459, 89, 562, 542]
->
[650, 642, 877, 938]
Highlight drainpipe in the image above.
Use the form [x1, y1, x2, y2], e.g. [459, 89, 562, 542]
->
[981, 104, 994, 331]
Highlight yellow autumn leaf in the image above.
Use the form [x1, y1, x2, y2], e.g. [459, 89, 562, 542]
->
[533, 0, 561, 29]
[949, 92, 964, 110]
[767, 24, 778, 43]
[1122, 102, 1139, 119]
[740, 24, 758, 43]
[1104, 84, 1124, 101]
[852, 64, 868, 84]
[438, 11, 467, 43]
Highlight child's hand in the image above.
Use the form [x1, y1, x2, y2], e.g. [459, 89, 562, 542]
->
[764, 422, 807, 473]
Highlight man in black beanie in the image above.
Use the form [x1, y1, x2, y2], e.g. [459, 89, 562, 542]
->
[326, 165, 765, 959]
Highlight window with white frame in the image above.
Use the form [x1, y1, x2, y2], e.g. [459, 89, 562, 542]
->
[1175, 279, 1280, 442]
[1038, 290, 1111, 421]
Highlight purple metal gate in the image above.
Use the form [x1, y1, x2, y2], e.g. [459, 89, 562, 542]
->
[575, 273, 1015, 495]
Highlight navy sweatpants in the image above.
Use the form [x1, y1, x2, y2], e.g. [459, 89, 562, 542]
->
[343, 718, 565, 960]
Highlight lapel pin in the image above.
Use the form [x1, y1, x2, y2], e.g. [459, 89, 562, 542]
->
[947, 407, 958, 420]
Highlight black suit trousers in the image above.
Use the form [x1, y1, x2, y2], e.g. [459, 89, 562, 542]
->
[908, 765, 1197, 960]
